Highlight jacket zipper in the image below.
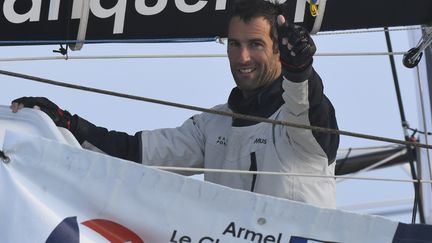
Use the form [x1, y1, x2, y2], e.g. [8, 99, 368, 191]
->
[249, 152, 257, 192]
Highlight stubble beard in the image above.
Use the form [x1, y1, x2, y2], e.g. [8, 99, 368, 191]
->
[231, 61, 280, 95]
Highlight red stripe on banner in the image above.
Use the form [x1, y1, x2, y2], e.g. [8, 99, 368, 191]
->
[82, 219, 144, 243]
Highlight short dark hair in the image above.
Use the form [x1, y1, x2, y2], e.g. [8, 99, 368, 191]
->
[228, 0, 283, 53]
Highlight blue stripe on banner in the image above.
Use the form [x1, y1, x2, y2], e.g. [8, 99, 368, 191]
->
[290, 236, 308, 243]
[290, 236, 337, 243]
[45, 217, 79, 243]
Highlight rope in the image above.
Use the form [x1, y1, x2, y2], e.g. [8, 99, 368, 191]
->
[337, 144, 402, 152]
[0, 27, 424, 47]
[149, 166, 432, 184]
[336, 149, 407, 183]
[0, 52, 408, 63]
[0, 54, 227, 62]
[317, 51, 406, 57]
[357, 149, 407, 173]
[339, 198, 413, 211]
[1, 68, 432, 150]
[315, 26, 426, 36]
[415, 66, 432, 177]
[0, 37, 219, 46]
[408, 127, 432, 136]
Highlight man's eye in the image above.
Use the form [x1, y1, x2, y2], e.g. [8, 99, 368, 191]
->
[229, 41, 239, 47]
[251, 42, 263, 48]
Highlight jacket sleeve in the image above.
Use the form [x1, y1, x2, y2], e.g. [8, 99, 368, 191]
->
[138, 115, 205, 173]
[72, 116, 142, 162]
[281, 65, 339, 164]
[72, 114, 206, 173]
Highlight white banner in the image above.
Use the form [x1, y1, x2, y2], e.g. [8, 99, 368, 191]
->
[0, 131, 423, 243]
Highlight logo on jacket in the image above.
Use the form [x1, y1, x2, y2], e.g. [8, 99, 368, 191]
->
[216, 136, 227, 145]
[253, 138, 267, 144]
[46, 217, 144, 243]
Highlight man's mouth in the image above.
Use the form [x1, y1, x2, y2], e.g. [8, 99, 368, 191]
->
[238, 68, 255, 74]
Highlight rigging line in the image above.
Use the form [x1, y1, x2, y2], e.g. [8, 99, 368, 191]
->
[0, 37, 219, 46]
[370, 208, 414, 217]
[415, 66, 432, 178]
[343, 206, 414, 218]
[413, 56, 431, 224]
[0, 26, 425, 49]
[338, 197, 414, 211]
[408, 127, 432, 136]
[0, 54, 227, 62]
[0, 27, 424, 47]
[149, 166, 432, 184]
[384, 27, 422, 223]
[315, 26, 425, 36]
[337, 144, 402, 152]
[1, 68, 432, 150]
[0, 52, 407, 63]
[336, 149, 407, 184]
[0, 28, 422, 47]
[356, 149, 407, 172]
[317, 51, 406, 57]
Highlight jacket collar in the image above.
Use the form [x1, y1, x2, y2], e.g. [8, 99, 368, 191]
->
[228, 76, 284, 127]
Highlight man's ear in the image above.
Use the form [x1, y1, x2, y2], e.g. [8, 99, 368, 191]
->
[273, 43, 280, 55]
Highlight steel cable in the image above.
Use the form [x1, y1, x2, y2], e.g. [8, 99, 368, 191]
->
[1, 68, 431, 150]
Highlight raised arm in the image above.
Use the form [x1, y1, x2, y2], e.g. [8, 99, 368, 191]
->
[276, 15, 339, 164]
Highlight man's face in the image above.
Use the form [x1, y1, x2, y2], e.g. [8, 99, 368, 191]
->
[227, 16, 281, 97]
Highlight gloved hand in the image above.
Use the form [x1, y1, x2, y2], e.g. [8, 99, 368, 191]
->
[11, 97, 76, 131]
[277, 15, 316, 72]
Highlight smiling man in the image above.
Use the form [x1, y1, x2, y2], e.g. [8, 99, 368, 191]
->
[11, 0, 339, 208]
[228, 15, 282, 97]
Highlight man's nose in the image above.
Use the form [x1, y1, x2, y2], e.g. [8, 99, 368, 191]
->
[238, 47, 251, 63]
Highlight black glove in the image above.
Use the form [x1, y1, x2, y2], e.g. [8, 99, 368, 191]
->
[12, 97, 77, 131]
[277, 20, 316, 72]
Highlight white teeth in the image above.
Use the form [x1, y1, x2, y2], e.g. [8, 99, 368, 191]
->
[239, 68, 253, 73]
